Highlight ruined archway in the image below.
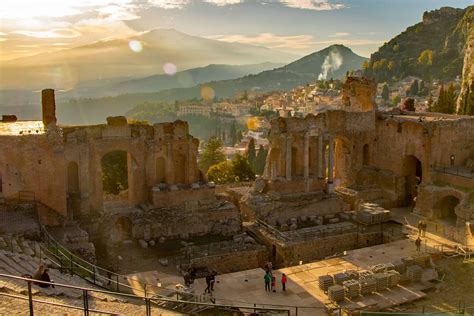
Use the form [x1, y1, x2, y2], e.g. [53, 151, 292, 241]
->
[267, 148, 282, 178]
[402, 155, 422, 207]
[67, 161, 81, 219]
[101, 150, 129, 201]
[433, 195, 460, 226]
[156, 157, 166, 184]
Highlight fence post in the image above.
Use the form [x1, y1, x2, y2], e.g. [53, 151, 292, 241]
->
[93, 266, 96, 285]
[83, 289, 89, 316]
[116, 274, 119, 292]
[27, 280, 34, 316]
[145, 298, 151, 316]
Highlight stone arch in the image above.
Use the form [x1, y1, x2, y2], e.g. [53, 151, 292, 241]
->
[173, 153, 186, 184]
[362, 144, 370, 166]
[433, 195, 460, 226]
[156, 157, 166, 184]
[267, 148, 283, 178]
[101, 150, 129, 200]
[402, 155, 422, 207]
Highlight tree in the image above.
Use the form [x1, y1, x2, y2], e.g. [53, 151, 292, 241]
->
[207, 161, 235, 184]
[246, 137, 256, 171]
[381, 84, 389, 102]
[391, 95, 401, 106]
[254, 145, 268, 175]
[458, 82, 474, 115]
[401, 98, 415, 112]
[198, 137, 226, 172]
[232, 154, 256, 182]
[432, 84, 457, 114]
[407, 80, 419, 97]
[427, 93, 434, 112]
[418, 50, 433, 66]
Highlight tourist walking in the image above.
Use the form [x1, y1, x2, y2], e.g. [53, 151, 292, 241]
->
[271, 275, 276, 292]
[264, 272, 271, 292]
[210, 271, 217, 292]
[204, 272, 212, 293]
[417, 220, 423, 236]
[281, 273, 287, 291]
[421, 221, 427, 237]
[415, 237, 422, 252]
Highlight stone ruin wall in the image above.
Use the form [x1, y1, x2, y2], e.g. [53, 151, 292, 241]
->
[0, 132, 68, 215]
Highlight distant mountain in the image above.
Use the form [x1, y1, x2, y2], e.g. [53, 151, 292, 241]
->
[0, 28, 296, 90]
[365, 6, 473, 82]
[53, 45, 367, 124]
[65, 62, 285, 98]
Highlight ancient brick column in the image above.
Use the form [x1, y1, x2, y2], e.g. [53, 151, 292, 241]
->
[41, 89, 57, 126]
[285, 135, 292, 180]
[303, 133, 309, 178]
[327, 135, 335, 193]
[318, 134, 324, 179]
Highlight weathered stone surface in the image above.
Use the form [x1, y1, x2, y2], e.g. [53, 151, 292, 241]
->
[138, 239, 148, 248]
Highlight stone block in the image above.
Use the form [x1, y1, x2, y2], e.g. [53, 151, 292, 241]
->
[149, 240, 156, 246]
[290, 223, 298, 230]
[159, 237, 166, 244]
[191, 183, 200, 189]
[159, 258, 169, 266]
[281, 223, 289, 231]
[329, 218, 340, 224]
[169, 185, 179, 191]
[138, 239, 148, 249]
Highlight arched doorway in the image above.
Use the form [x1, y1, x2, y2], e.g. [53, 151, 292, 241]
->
[67, 162, 81, 219]
[115, 216, 133, 241]
[402, 155, 422, 207]
[101, 150, 129, 201]
[156, 157, 166, 184]
[433, 195, 459, 226]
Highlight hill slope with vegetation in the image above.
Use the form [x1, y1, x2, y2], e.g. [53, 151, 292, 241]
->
[365, 6, 473, 82]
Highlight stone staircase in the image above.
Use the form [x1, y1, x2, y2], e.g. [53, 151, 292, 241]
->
[0, 235, 182, 315]
[152, 291, 212, 314]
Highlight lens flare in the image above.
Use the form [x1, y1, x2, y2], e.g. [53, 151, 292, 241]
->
[163, 63, 177, 75]
[200, 86, 215, 101]
[246, 117, 260, 131]
[128, 40, 142, 53]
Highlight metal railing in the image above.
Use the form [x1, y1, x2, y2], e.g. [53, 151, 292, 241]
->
[39, 225, 149, 297]
[434, 166, 474, 179]
[0, 273, 292, 316]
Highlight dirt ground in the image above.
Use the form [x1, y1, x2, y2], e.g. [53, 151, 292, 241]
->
[401, 256, 474, 314]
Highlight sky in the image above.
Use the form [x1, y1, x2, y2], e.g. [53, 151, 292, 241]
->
[0, 0, 472, 61]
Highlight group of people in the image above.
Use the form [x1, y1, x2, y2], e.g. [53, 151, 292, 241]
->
[204, 271, 217, 293]
[263, 262, 287, 293]
[418, 220, 427, 237]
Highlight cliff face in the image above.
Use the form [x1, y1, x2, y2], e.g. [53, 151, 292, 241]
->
[457, 7, 474, 114]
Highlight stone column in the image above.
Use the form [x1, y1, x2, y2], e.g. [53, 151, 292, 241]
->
[166, 141, 173, 184]
[285, 135, 292, 180]
[304, 133, 309, 178]
[271, 161, 277, 181]
[318, 134, 324, 179]
[327, 135, 335, 193]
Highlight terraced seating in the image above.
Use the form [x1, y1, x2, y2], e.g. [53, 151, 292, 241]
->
[0, 234, 182, 315]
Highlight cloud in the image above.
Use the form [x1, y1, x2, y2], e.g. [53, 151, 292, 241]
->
[13, 28, 81, 38]
[313, 39, 383, 46]
[328, 32, 350, 37]
[205, 33, 316, 50]
[279, 0, 345, 11]
[147, 0, 191, 9]
[204, 0, 243, 5]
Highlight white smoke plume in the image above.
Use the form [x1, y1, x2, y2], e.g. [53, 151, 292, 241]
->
[318, 50, 343, 80]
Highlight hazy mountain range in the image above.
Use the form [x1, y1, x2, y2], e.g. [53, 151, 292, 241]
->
[0, 28, 296, 91]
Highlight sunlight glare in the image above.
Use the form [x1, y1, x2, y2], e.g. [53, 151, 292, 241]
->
[128, 40, 143, 53]
[163, 63, 177, 76]
[200, 86, 215, 101]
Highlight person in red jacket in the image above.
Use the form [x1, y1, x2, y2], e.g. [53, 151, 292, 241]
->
[281, 273, 287, 291]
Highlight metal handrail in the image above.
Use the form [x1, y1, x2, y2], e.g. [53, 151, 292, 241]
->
[434, 166, 474, 179]
[39, 225, 147, 296]
[0, 273, 292, 315]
